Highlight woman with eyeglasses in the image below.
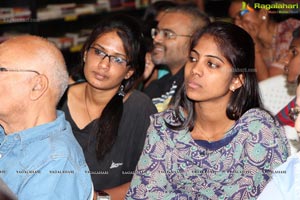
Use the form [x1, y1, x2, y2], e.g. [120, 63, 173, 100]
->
[258, 76, 300, 200]
[126, 21, 289, 199]
[58, 14, 157, 199]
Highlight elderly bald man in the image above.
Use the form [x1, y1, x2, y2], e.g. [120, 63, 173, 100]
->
[0, 35, 93, 200]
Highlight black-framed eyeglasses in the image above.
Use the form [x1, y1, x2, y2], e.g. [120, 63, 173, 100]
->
[151, 28, 192, 40]
[88, 46, 129, 67]
[289, 106, 300, 121]
[0, 67, 40, 75]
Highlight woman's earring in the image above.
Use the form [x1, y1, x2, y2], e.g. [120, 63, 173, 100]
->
[230, 86, 235, 92]
[262, 16, 267, 20]
[118, 85, 125, 97]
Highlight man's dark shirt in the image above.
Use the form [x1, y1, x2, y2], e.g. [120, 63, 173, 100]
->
[143, 67, 184, 112]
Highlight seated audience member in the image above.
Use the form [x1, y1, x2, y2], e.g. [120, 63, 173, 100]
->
[258, 86, 300, 200]
[126, 21, 289, 199]
[284, 26, 300, 84]
[228, 0, 243, 25]
[58, 15, 157, 199]
[276, 26, 300, 151]
[0, 35, 93, 199]
[276, 27, 300, 131]
[140, 0, 177, 89]
[143, 5, 210, 112]
[230, 0, 300, 81]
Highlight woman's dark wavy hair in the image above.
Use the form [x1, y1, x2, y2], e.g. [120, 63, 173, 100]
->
[169, 21, 263, 130]
[81, 14, 146, 159]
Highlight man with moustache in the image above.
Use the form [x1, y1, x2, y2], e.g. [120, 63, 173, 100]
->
[143, 5, 210, 112]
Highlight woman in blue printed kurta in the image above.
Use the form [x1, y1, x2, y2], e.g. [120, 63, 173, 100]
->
[126, 21, 289, 199]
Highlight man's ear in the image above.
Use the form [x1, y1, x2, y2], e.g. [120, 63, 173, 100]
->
[30, 74, 49, 100]
[229, 74, 244, 92]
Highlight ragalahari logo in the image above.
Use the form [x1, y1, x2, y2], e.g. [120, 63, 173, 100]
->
[240, 1, 255, 16]
[240, 1, 299, 15]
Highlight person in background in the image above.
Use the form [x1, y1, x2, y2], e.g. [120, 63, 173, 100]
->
[58, 14, 157, 199]
[140, 0, 177, 89]
[0, 35, 93, 200]
[228, 0, 243, 25]
[258, 78, 300, 200]
[284, 26, 300, 84]
[143, 5, 210, 112]
[126, 21, 289, 199]
[275, 26, 300, 152]
[233, 0, 300, 81]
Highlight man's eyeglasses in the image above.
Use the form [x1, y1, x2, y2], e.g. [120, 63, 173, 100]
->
[88, 46, 129, 67]
[289, 106, 300, 121]
[151, 28, 192, 40]
[0, 67, 40, 75]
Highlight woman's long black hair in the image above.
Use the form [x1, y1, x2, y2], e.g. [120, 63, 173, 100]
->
[81, 14, 146, 159]
[169, 21, 263, 130]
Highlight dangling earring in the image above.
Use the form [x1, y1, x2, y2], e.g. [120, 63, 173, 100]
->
[118, 85, 125, 97]
[230, 86, 235, 92]
[262, 16, 267, 20]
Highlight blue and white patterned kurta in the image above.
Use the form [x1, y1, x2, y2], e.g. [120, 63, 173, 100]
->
[126, 108, 289, 200]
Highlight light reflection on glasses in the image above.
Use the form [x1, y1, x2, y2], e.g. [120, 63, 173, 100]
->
[88, 46, 129, 67]
[151, 28, 192, 40]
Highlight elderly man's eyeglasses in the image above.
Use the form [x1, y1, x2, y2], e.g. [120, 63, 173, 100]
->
[151, 28, 192, 40]
[88, 46, 129, 67]
[0, 67, 40, 75]
[289, 106, 300, 121]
